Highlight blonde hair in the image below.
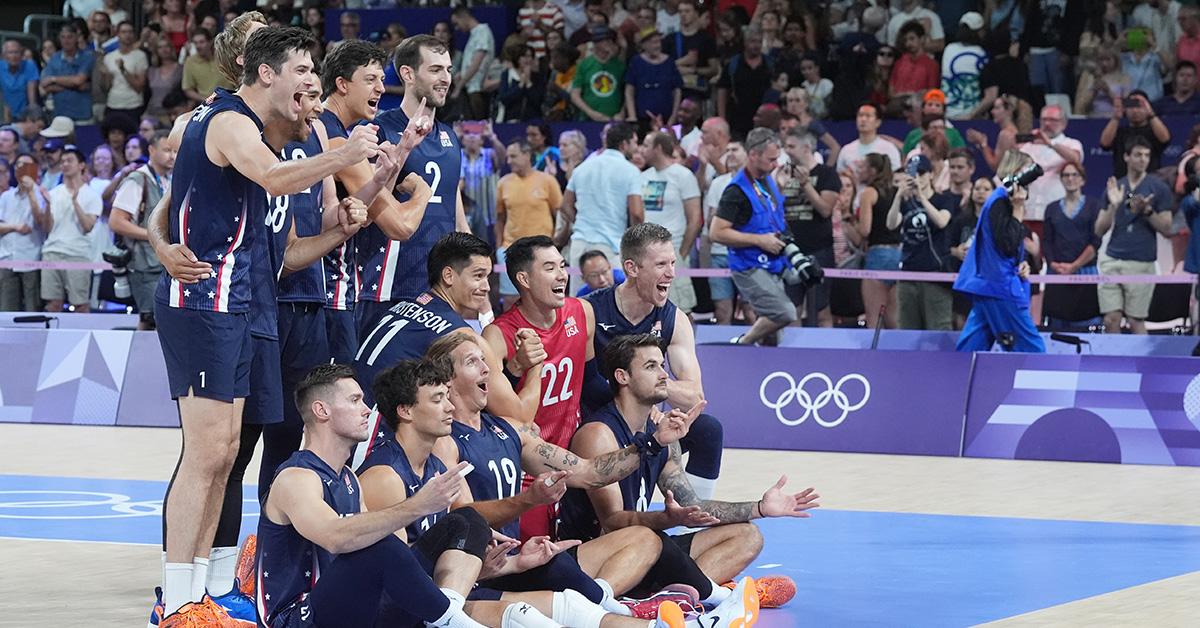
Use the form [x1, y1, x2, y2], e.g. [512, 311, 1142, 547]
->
[214, 12, 268, 88]
[995, 149, 1034, 180]
[425, 332, 481, 365]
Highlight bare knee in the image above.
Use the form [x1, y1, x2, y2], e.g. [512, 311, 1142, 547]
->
[731, 523, 763, 560]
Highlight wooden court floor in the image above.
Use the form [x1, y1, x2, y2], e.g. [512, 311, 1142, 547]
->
[0, 423, 1197, 626]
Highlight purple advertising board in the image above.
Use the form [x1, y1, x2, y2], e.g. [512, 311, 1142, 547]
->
[963, 353, 1200, 467]
[696, 346, 972, 456]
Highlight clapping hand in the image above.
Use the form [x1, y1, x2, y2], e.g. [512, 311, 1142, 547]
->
[1106, 177, 1126, 207]
[1129, 193, 1155, 216]
[757, 475, 820, 518]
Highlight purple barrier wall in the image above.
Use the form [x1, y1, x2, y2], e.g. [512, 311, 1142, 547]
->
[696, 346, 972, 456]
[962, 353, 1200, 466]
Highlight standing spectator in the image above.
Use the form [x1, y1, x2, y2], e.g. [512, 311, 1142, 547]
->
[555, 122, 644, 293]
[890, 21, 940, 99]
[639, 130, 701, 313]
[1021, 0, 1071, 98]
[526, 123, 560, 176]
[966, 94, 1024, 172]
[570, 27, 625, 121]
[711, 128, 797, 345]
[160, 0, 189, 52]
[181, 28, 219, 105]
[339, 11, 361, 41]
[0, 129, 17, 165]
[1042, 162, 1102, 327]
[1075, 47, 1133, 118]
[41, 24, 95, 123]
[942, 12, 988, 120]
[828, 7, 884, 119]
[101, 0, 128, 24]
[1121, 29, 1168, 103]
[0, 154, 45, 311]
[624, 28, 682, 130]
[38, 145, 100, 313]
[2, 41, 40, 122]
[776, 128, 840, 327]
[867, 46, 896, 114]
[714, 12, 744, 69]
[886, 0, 946, 53]
[774, 19, 813, 86]
[520, 0, 566, 62]
[146, 38, 183, 121]
[696, 116, 731, 190]
[109, 130, 174, 326]
[459, 122, 506, 243]
[669, 0, 719, 105]
[1155, 61, 1200, 115]
[1131, 0, 1181, 69]
[554, 0, 589, 40]
[887, 155, 953, 330]
[495, 43, 543, 122]
[941, 148, 977, 204]
[1178, 6, 1200, 70]
[975, 33, 1034, 118]
[1094, 137, 1173, 334]
[849, 153, 900, 330]
[99, 21, 149, 136]
[452, 6, 496, 120]
[756, 10, 785, 56]
[543, 42, 579, 121]
[495, 140, 563, 307]
[674, 98, 703, 158]
[87, 10, 118, 54]
[702, 141, 746, 325]
[716, 27, 773, 139]
[836, 103, 901, 182]
[901, 91, 967, 154]
[1019, 104, 1083, 223]
[783, 88, 841, 166]
[798, 55, 832, 120]
[1099, 90, 1170, 179]
[557, 128, 588, 184]
[1180, 176, 1200, 294]
[657, 0, 682, 35]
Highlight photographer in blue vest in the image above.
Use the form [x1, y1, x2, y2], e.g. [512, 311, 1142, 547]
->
[954, 149, 1046, 353]
[710, 127, 798, 346]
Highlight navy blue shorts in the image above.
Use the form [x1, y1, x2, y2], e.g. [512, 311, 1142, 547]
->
[354, 299, 396, 342]
[156, 306, 252, 402]
[280, 302, 329, 379]
[244, 335, 284, 425]
[324, 307, 359, 365]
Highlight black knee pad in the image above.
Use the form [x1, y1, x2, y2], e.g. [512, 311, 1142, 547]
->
[417, 507, 492, 561]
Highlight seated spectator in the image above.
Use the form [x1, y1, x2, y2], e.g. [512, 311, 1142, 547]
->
[495, 43, 543, 122]
[2, 41, 40, 122]
[570, 27, 625, 122]
[624, 28, 682, 129]
[146, 37, 182, 122]
[38, 145, 100, 313]
[41, 24, 95, 123]
[1121, 28, 1167, 103]
[576, 249, 626, 297]
[1075, 47, 1132, 118]
[941, 12, 987, 120]
[889, 21, 940, 99]
[1095, 137, 1173, 335]
[1155, 61, 1200, 116]
[181, 28, 219, 104]
[885, 0, 945, 54]
[0, 153, 45, 312]
[1099, 90, 1170, 179]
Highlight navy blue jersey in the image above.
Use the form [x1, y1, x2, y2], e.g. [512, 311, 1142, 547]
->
[318, 109, 356, 310]
[453, 413, 524, 539]
[581, 287, 678, 410]
[357, 434, 448, 542]
[357, 109, 461, 303]
[277, 128, 328, 304]
[558, 403, 666, 542]
[250, 191, 285, 339]
[156, 89, 263, 313]
[256, 450, 361, 627]
[353, 292, 468, 407]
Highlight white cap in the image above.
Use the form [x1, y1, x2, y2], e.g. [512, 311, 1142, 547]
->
[39, 116, 75, 139]
[959, 12, 985, 31]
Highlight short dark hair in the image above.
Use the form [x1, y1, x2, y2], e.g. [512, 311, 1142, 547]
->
[529, 122, 554, 145]
[898, 19, 926, 40]
[1124, 135, 1152, 155]
[148, 130, 171, 149]
[372, 358, 453, 431]
[0, 127, 19, 144]
[858, 102, 883, 120]
[648, 131, 677, 157]
[242, 26, 317, 86]
[507, 139, 533, 155]
[452, 5, 474, 18]
[393, 34, 449, 77]
[620, 223, 673, 266]
[427, 231, 493, 289]
[602, 334, 664, 391]
[604, 122, 637, 150]
[116, 20, 135, 33]
[1178, 60, 1198, 75]
[578, 249, 609, 268]
[947, 147, 975, 167]
[321, 39, 388, 99]
[191, 26, 213, 42]
[294, 363, 357, 421]
[504, 235, 556, 291]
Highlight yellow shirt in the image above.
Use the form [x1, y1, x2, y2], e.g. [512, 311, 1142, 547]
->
[496, 170, 563, 247]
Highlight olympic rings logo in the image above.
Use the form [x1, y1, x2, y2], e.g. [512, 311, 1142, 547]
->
[758, 372, 871, 428]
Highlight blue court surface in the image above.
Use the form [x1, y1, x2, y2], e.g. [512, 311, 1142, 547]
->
[5, 474, 1200, 626]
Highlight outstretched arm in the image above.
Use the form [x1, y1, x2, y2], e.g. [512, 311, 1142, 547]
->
[658, 442, 819, 523]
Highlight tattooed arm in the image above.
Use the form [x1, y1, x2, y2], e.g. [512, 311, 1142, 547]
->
[659, 443, 822, 523]
[514, 420, 644, 490]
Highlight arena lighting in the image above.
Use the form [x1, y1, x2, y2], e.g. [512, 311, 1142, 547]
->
[12, 315, 57, 329]
[1050, 332, 1091, 354]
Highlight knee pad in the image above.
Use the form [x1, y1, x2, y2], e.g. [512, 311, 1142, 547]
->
[442, 507, 492, 559]
[551, 589, 607, 628]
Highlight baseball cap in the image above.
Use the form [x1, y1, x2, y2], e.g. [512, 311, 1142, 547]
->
[637, 26, 661, 43]
[923, 89, 946, 105]
[40, 116, 75, 139]
[590, 26, 617, 43]
[61, 143, 86, 162]
[959, 12, 984, 31]
[44, 138, 66, 152]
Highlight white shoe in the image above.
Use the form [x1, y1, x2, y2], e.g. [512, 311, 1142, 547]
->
[688, 577, 759, 628]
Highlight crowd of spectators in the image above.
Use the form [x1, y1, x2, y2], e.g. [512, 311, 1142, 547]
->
[4, 0, 1200, 337]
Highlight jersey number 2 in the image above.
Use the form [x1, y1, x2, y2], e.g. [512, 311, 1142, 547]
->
[425, 161, 442, 204]
[540, 358, 574, 407]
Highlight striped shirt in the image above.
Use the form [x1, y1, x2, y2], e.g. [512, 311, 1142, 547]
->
[518, 1, 565, 59]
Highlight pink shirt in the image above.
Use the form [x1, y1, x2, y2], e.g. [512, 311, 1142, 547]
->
[889, 53, 939, 95]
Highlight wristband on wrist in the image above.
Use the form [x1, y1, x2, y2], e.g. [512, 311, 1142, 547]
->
[632, 432, 663, 457]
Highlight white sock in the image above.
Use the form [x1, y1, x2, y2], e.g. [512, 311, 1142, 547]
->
[502, 602, 562, 628]
[208, 547, 238, 597]
[685, 474, 717, 501]
[702, 580, 730, 605]
[551, 590, 607, 628]
[160, 551, 167, 588]
[426, 588, 487, 628]
[163, 563, 194, 615]
[594, 579, 630, 615]
[191, 557, 209, 602]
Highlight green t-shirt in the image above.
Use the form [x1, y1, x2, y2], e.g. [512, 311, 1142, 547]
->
[902, 126, 966, 155]
[572, 55, 625, 119]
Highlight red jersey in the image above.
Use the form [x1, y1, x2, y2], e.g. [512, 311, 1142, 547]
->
[492, 297, 589, 450]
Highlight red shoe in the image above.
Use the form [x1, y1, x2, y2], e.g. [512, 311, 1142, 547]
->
[159, 597, 238, 627]
[235, 534, 257, 599]
[722, 574, 796, 608]
[621, 590, 703, 619]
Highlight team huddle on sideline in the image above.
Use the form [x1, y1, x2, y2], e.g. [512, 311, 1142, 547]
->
[145, 13, 820, 628]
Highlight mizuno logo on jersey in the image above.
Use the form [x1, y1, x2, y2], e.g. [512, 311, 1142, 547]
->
[439, 131, 453, 147]
[598, 323, 615, 331]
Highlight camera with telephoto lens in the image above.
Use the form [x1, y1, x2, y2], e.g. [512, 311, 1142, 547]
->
[102, 244, 133, 300]
[1002, 163, 1044, 190]
[779, 234, 824, 288]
